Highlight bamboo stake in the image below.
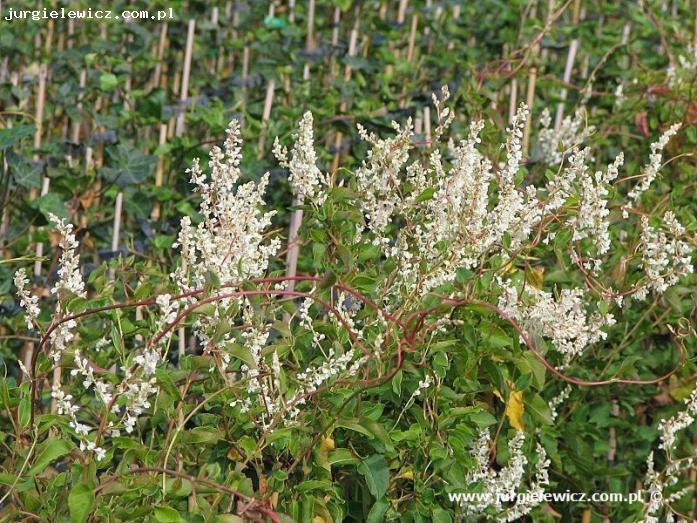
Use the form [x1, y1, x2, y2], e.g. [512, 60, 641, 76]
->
[522, 65, 537, 157]
[399, 13, 419, 109]
[174, 21, 194, 360]
[241, 46, 250, 122]
[509, 78, 518, 123]
[331, 24, 359, 172]
[151, 124, 169, 221]
[303, 0, 316, 80]
[553, 0, 582, 131]
[289, 0, 296, 23]
[108, 192, 123, 280]
[285, 204, 304, 294]
[329, 7, 341, 79]
[32, 64, 48, 277]
[151, 23, 169, 92]
[257, 80, 276, 159]
[176, 20, 195, 137]
[423, 106, 431, 143]
[397, 0, 408, 24]
[406, 13, 418, 63]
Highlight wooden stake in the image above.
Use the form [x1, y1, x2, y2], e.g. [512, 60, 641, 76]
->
[303, 0, 316, 80]
[176, 19, 196, 136]
[108, 192, 123, 280]
[257, 80, 276, 159]
[554, 11, 580, 131]
[406, 14, 418, 63]
[332, 24, 359, 172]
[522, 66, 537, 157]
[151, 23, 169, 92]
[423, 106, 431, 143]
[289, 0, 296, 23]
[509, 78, 518, 123]
[397, 0, 408, 24]
[151, 124, 169, 221]
[241, 46, 250, 121]
[32, 64, 48, 277]
[285, 202, 304, 294]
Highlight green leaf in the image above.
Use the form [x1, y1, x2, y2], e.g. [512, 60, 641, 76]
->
[357, 454, 388, 499]
[153, 234, 175, 249]
[28, 437, 73, 475]
[99, 72, 118, 91]
[0, 124, 35, 151]
[432, 507, 453, 523]
[18, 396, 30, 428]
[526, 393, 553, 425]
[229, 343, 257, 369]
[153, 506, 185, 523]
[98, 144, 157, 188]
[337, 418, 374, 438]
[467, 410, 497, 428]
[328, 448, 359, 466]
[367, 497, 389, 523]
[68, 483, 95, 523]
[8, 150, 42, 189]
[183, 426, 222, 445]
[35, 193, 69, 220]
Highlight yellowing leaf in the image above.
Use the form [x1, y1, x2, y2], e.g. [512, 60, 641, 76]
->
[320, 437, 335, 452]
[399, 469, 414, 480]
[526, 266, 544, 289]
[505, 389, 525, 431]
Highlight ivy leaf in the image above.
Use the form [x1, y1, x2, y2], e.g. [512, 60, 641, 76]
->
[35, 193, 70, 220]
[68, 483, 95, 523]
[99, 144, 157, 189]
[8, 151, 42, 189]
[0, 124, 35, 151]
[357, 454, 388, 499]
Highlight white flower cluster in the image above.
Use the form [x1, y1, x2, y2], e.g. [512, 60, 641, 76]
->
[626, 123, 681, 211]
[13, 268, 39, 330]
[120, 377, 157, 434]
[274, 96, 688, 307]
[119, 293, 179, 433]
[51, 384, 106, 460]
[537, 107, 595, 165]
[634, 211, 693, 299]
[48, 213, 85, 297]
[569, 152, 624, 262]
[273, 111, 328, 205]
[464, 429, 549, 521]
[286, 348, 366, 424]
[658, 384, 697, 453]
[70, 350, 114, 405]
[173, 119, 280, 292]
[498, 279, 615, 364]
